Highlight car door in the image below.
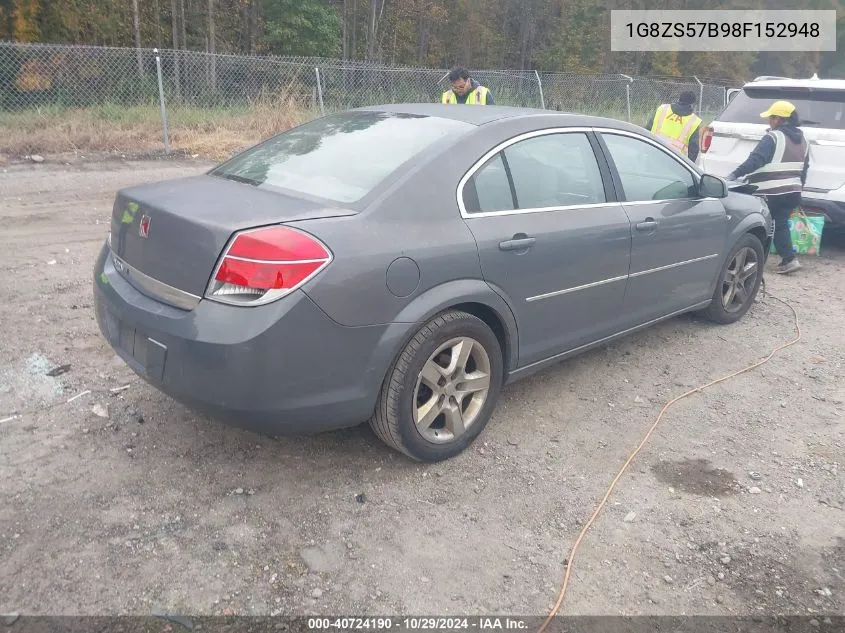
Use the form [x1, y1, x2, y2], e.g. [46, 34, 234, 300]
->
[596, 130, 727, 325]
[459, 129, 632, 367]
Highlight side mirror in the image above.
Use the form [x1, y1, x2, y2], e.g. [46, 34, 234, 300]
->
[699, 173, 728, 198]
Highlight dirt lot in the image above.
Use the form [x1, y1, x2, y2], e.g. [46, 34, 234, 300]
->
[1, 159, 844, 619]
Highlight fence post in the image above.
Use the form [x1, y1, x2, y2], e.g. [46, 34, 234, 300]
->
[154, 49, 171, 154]
[534, 70, 546, 110]
[693, 76, 704, 112]
[315, 67, 325, 116]
[620, 74, 633, 122]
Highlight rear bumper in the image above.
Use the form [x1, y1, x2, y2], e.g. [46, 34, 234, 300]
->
[800, 195, 845, 228]
[93, 243, 396, 435]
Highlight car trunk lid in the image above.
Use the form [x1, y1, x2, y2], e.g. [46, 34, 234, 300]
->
[109, 174, 355, 304]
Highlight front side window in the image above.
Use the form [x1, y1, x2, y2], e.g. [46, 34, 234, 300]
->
[601, 133, 697, 201]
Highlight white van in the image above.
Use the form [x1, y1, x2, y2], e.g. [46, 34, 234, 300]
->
[697, 75, 845, 228]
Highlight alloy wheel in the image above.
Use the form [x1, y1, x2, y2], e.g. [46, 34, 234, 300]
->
[413, 337, 492, 443]
[721, 246, 760, 313]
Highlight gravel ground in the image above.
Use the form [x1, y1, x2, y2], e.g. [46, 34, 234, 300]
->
[0, 159, 843, 618]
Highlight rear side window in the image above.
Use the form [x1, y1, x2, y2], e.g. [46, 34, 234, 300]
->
[472, 154, 515, 213]
[720, 88, 845, 130]
[211, 111, 474, 204]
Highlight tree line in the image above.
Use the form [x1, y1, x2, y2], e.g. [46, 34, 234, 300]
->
[1, 0, 843, 82]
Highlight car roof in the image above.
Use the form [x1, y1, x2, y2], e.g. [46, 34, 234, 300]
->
[355, 103, 644, 132]
[743, 77, 845, 91]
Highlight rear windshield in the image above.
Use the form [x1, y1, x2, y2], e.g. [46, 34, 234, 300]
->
[210, 111, 474, 203]
[721, 87, 845, 129]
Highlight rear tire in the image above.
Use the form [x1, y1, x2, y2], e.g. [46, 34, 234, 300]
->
[704, 233, 765, 325]
[370, 310, 504, 462]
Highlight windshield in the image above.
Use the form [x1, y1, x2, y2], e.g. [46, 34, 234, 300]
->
[721, 87, 845, 129]
[210, 111, 474, 204]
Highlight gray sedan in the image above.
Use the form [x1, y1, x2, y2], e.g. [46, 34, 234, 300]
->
[93, 104, 773, 462]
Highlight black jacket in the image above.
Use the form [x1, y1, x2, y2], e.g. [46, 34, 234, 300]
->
[727, 123, 810, 185]
[645, 102, 701, 162]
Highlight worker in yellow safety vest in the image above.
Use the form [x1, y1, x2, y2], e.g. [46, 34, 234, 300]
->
[646, 91, 702, 160]
[441, 67, 495, 105]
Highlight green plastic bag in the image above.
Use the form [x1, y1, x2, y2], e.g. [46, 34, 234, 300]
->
[770, 207, 825, 256]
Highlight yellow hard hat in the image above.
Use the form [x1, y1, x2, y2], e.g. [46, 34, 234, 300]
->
[760, 100, 796, 118]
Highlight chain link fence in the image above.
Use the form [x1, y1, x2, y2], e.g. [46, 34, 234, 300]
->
[538, 73, 729, 125]
[627, 76, 728, 124]
[0, 40, 733, 156]
[539, 73, 632, 120]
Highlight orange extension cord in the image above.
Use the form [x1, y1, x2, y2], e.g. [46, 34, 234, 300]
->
[538, 292, 802, 633]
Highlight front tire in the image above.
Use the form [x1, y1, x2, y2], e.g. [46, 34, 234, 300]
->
[704, 233, 765, 324]
[370, 310, 504, 462]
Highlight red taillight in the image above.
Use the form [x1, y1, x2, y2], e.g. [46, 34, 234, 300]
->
[206, 225, 331, 306]
[701, 126, 714, 153]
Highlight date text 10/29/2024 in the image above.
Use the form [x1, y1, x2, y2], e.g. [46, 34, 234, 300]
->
[307, 618, 529, 631]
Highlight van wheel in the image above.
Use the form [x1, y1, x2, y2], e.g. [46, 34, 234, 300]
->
[704, 233, 765, 325]
[370, 310, 503, 462]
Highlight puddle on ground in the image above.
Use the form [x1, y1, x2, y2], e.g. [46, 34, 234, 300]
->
[651, 458, 740, 497]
